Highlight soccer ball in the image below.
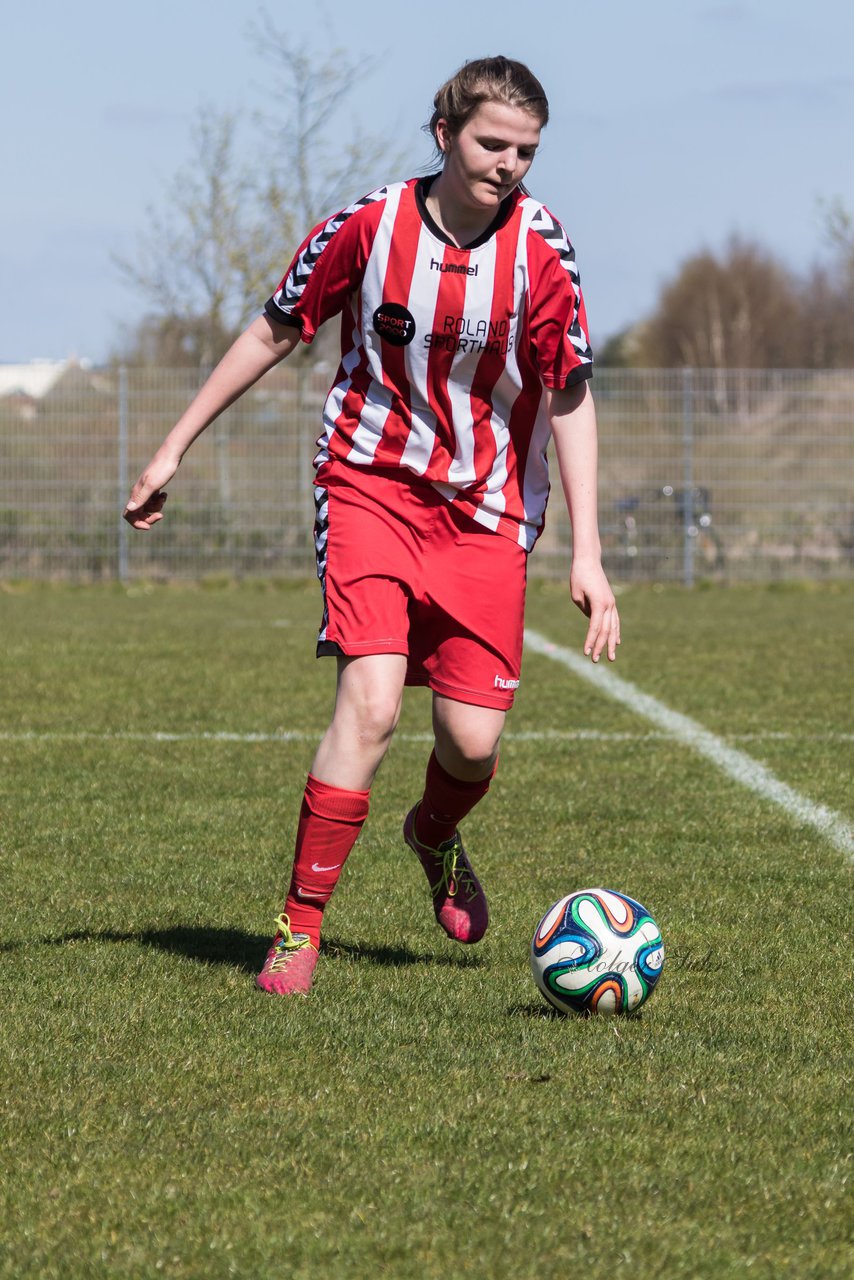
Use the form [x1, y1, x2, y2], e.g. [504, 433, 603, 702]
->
[530, 888, 664, 1016]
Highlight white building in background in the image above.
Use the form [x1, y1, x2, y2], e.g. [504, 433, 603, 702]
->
[0, 359, 93, 421]
[0, 360, 78, 398]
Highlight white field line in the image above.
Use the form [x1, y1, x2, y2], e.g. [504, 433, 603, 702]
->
[524, 628, 854, 860]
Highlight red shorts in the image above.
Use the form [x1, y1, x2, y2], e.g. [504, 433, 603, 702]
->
[314, 460, 527, 710]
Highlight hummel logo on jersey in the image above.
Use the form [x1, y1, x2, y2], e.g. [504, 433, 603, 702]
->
[494, 675, 520, 690]
[430, 257, 478, 277]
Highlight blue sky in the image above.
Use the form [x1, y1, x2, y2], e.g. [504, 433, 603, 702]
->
[2, 0, 852, 362]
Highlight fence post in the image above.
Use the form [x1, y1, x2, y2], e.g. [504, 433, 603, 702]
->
[118, 365, 129, 584]
[682, 367, 695, 588]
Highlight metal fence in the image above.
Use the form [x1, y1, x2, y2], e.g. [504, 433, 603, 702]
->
[1, 365, 852, 583]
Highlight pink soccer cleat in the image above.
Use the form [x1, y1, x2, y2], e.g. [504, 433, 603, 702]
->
[256, 914, 319, 995]
[403, 805, 489, 944]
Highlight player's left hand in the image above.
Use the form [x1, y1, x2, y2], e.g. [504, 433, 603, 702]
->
[569, 558, 620, 662]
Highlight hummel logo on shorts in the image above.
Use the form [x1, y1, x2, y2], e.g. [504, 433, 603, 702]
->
[494, 675, 520, 690]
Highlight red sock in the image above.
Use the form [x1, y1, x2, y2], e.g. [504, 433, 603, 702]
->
[413, 750, 495, 849]
[283, 774, 370, 947]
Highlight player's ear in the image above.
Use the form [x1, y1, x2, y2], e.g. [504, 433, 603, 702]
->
[435, 118, 453, 154]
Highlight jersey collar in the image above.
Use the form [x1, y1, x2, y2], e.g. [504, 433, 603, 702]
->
[415, 174, 518, 250]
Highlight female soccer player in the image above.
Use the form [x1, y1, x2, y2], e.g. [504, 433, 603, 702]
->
[124, 56, 620, 996]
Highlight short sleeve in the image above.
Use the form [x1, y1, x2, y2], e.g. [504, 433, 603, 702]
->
[526, 207, 594, 388]
[265, 189, 387, 343]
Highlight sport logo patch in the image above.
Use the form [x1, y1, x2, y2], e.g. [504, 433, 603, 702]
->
[373, 302, 416, 347]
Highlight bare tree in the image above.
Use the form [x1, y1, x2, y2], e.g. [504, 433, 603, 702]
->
[620, 211, 854, 376]
[114, 21, 403, 368]
[631, 238, 803, 371]
[114, 110, 293, 367]
[115, 311, 241, 370]
[821, 196, 854, 279]
[801, 197, 854, 366]
[248, 13, 400, 231]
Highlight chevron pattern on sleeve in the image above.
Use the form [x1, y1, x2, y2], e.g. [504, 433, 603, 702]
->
[528, 206, 593, 366]
[270, 187, 390, 317]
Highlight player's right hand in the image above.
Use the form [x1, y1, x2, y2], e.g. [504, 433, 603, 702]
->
[123, 452, 179, 530]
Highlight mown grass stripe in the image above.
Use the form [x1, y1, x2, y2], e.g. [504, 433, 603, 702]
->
[524, 628, 854, 859]
[1, 729, 852, 745]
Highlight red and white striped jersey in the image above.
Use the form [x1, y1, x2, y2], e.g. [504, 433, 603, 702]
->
[265, 176, 593, 549]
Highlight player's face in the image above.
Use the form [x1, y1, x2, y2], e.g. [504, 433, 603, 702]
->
[437, 100, 541, 211]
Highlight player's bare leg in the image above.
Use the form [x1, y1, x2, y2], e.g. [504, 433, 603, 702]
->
[431, 696, 504, 782]
[257, 654, 407, 995]
[311, 653, 408, 790]
[404, 696, 504, 944]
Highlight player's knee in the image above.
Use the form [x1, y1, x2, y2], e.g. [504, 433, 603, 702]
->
[434, 703, 504, 777]
[352, 689, 402, 747]
[447, 730, 501, 776]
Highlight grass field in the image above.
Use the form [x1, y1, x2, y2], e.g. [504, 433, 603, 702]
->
[1, 579, 852, 1279]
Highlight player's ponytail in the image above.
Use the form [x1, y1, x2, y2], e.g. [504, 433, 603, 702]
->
[427, 56, 549, 146]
